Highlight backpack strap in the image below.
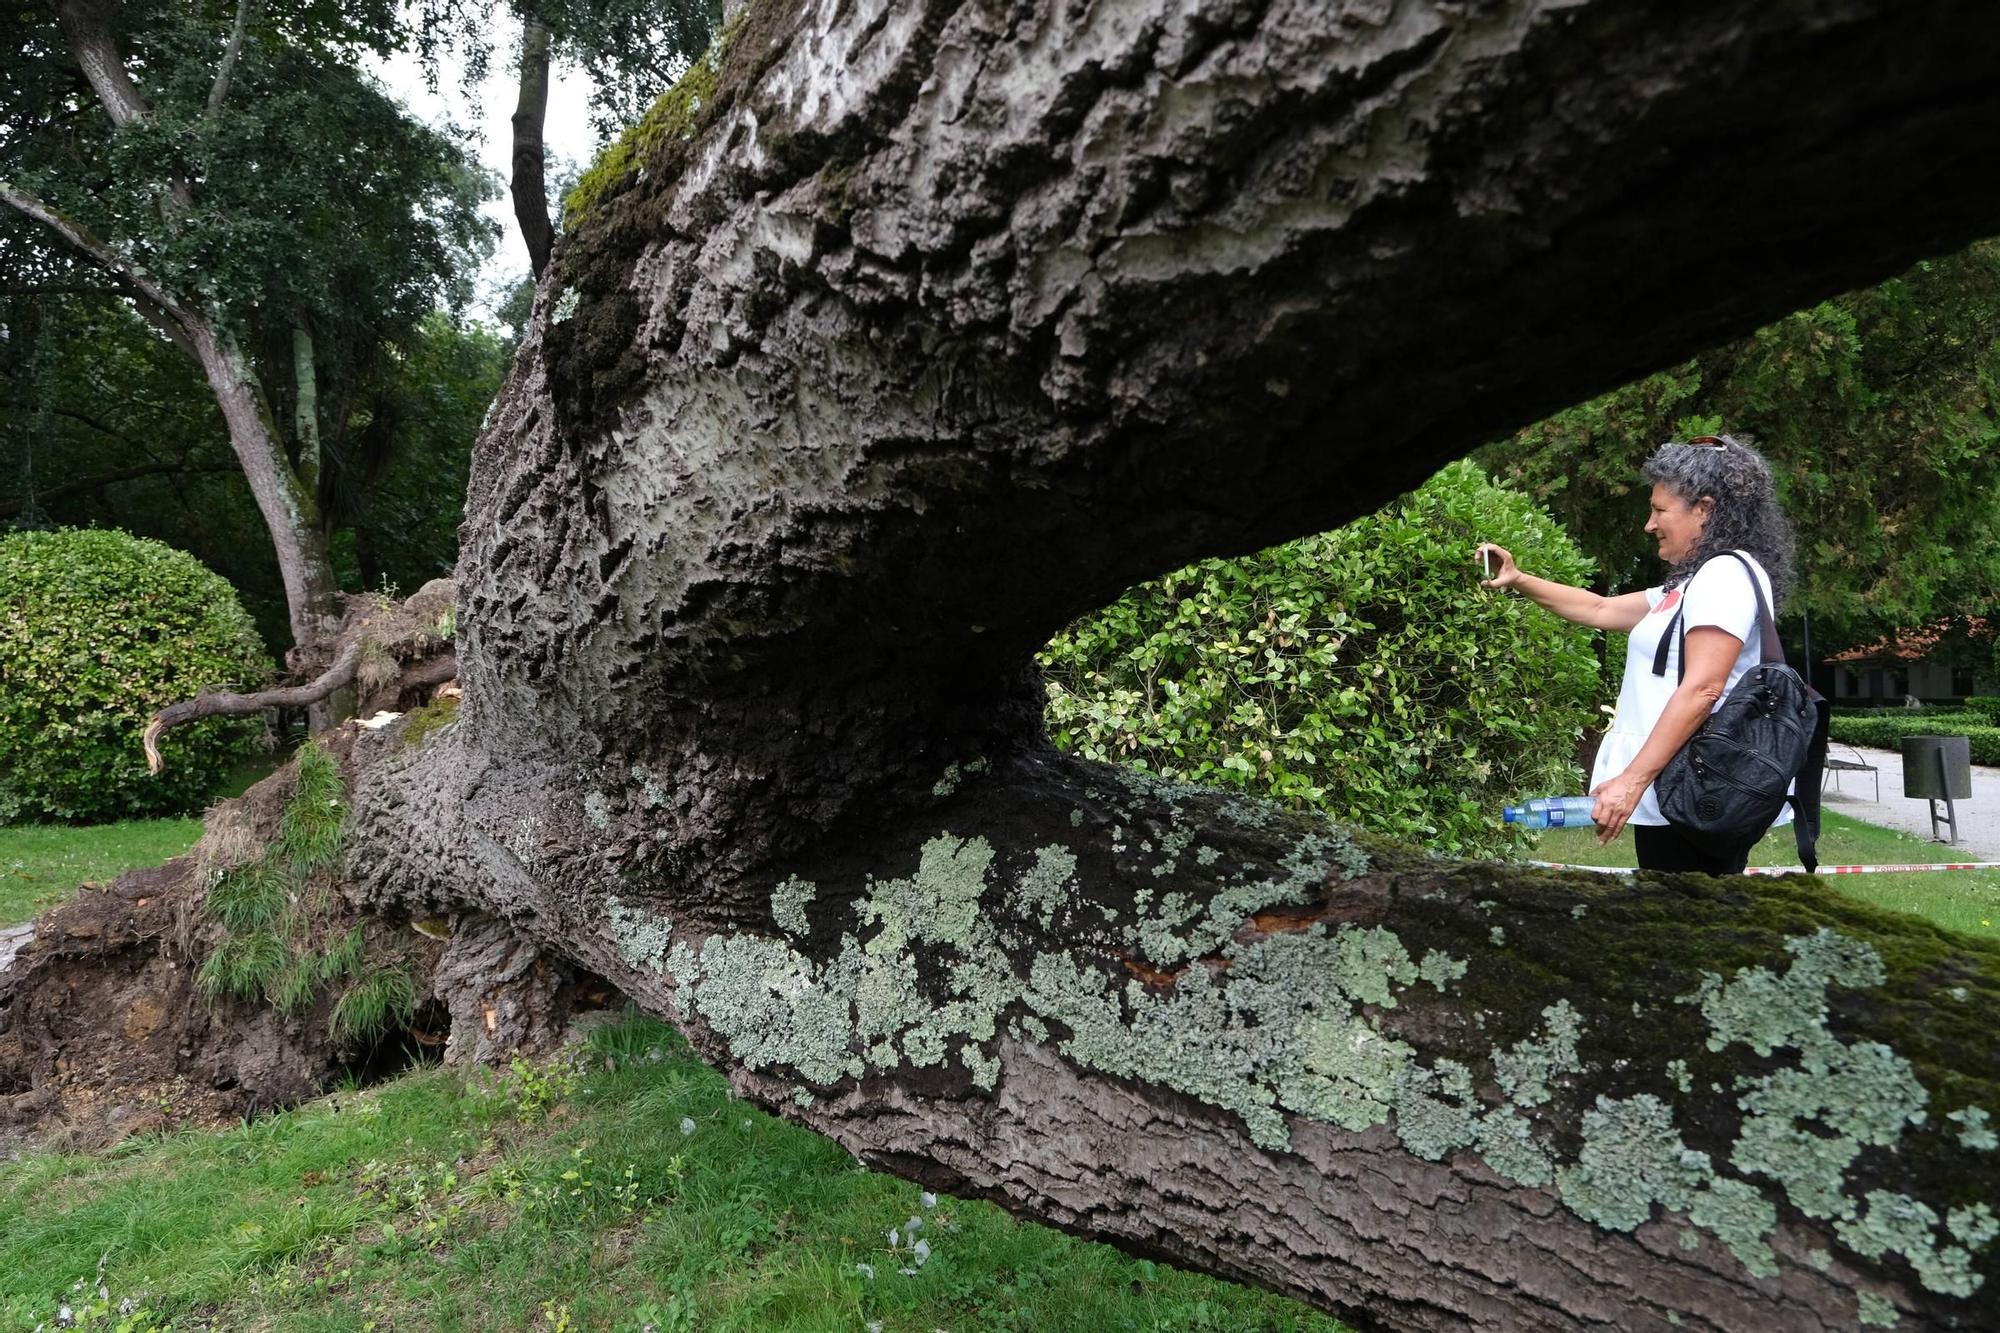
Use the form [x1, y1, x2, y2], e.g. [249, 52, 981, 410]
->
[1649, 551, 1781, 683]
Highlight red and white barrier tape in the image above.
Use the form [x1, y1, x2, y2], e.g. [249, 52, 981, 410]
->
[1527, 860, 2000, 876]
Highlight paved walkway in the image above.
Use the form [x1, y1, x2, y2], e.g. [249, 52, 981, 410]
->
[1819, 742, 2000, 862]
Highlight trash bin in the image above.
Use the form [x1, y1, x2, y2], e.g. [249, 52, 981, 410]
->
[1902, 734, 1971, 844]
[1902, 735, 1972, 799]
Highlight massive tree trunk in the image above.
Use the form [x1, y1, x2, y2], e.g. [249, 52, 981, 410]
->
[38, 1, 2000, 1329]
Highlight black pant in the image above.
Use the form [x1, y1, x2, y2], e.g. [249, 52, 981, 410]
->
[1633, 823, 1754, 876]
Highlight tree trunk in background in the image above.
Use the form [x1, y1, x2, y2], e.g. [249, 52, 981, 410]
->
[185, 318, 338, 656]
[510, 14, 556, 279]
[255, 0, 2000, 1327]
[20, 0, 343, 662]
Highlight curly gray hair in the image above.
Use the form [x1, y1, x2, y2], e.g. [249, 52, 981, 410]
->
[1642, 434, 1796, 606]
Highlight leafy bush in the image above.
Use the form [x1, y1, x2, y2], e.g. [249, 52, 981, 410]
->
[1962, 696, 2000, 725]
[1828, 710, 2000, 765]
[0, 528, 270, 822]
[1040, 461, 1604, 854]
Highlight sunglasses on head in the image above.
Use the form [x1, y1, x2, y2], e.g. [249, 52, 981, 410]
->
[1685, 436, 1727, 448]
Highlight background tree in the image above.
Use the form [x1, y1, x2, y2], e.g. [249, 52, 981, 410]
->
[0, 296, 509, 646]
[405, 0, 722, 276]
[0, 0, 494, 658]
[1479, 241, 2000, 649]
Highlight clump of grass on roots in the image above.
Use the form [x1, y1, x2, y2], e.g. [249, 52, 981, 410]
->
[268, 928, 365, 1016]
[398, 693, 459, 750]
[333, 965, 417, 1044]
[197, 927, 288, 1002]
[278, 740, 345, 874]
[319, 924, 365, 979]
[204, 859, 288, 934]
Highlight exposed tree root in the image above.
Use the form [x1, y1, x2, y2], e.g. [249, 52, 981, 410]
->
[144, 579, 459, 773]
[0, 589, 528, 1150]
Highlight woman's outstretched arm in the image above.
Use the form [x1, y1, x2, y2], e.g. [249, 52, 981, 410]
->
[1475, 543, 1651, 631]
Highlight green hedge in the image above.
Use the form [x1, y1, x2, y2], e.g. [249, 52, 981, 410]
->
[1041, 461, 1603, 855]
[0, 528, 271, 822]
[1826, 710, 2000, 766]
[1962, 696, 2000, 725]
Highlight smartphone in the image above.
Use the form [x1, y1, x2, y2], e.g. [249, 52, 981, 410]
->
[1482, 548, 1494, 579]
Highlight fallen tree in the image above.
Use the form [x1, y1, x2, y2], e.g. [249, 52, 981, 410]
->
[10, 1, 2000, 1329]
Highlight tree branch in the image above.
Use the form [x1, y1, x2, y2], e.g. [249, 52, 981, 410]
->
[0, 459, 230, 519]
[55, 0, 153, 128]
[143, 639, 361, 773]
[54, 0, 195, 211]
[206, 0, 257, 116]
[0, 180, 191, 327]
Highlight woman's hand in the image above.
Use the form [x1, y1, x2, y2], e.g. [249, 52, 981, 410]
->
[1475, 543, 1521, 589]
[1589, 771, 1647, 844]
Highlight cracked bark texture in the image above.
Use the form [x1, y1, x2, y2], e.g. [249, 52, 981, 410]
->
[344, 1, 2000, 1329]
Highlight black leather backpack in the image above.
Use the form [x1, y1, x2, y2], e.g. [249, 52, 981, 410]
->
[1649, 552, 1831, 871]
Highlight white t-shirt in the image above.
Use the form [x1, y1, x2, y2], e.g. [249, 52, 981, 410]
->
[1589, 551, 1793, 827]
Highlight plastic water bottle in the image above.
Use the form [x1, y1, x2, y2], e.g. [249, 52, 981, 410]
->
[1503, 796, 1597, 828]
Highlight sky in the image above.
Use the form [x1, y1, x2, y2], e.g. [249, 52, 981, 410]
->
[366, 39, 601, 322]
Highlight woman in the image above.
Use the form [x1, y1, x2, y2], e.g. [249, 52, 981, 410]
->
[1477, 435, 1797, 874]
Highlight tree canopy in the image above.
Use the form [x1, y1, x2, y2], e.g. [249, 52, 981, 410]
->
[2, 0, 498, 652]
[1480, 241, 2000, 647]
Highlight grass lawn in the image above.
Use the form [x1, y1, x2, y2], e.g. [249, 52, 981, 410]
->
[1524, 809, 2000, 939]
[0, 753, 280, 927]
[0, 1013, 1351, 1333]
[0, 816, 202, 927]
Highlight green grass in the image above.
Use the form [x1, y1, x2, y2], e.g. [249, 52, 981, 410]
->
[0, 816, 202, 926]
[1525, 810, 2000, 938]
[0, 1014, 1354, 1333]
[0, 750, 281, 928]
[331, 965, 419, 1043]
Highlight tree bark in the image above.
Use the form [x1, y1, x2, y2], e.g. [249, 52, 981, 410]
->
[510, 14, 556, 279]
[84, 0, 2000, 1328]
[186, 319, 338, 654]
[291, 324, 321, 499]
[206, 0, 257, 117]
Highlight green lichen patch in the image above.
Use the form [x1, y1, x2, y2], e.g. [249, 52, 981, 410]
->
[931, 757, 990, 799]
[1556, 1093, 1711, 1231]
[1857, 1291, 1900, 1327]
[1014, 845, 1078, 929]
[606, 896, 673, 974]
[1494, 1000, 1583, 1108]
[771, 876, 815, 938]
[630, 764, 667, 809]
[1837, 1190, 1986, 1298]
[1949, 1106, 1997, 1150]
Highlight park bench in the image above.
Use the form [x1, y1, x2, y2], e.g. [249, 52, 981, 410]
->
[1822, 744, 1880, 802]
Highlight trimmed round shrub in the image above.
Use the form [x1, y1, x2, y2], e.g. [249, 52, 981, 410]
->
[0, 528, 271, 823]
[1041, 461, 1604, 855]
